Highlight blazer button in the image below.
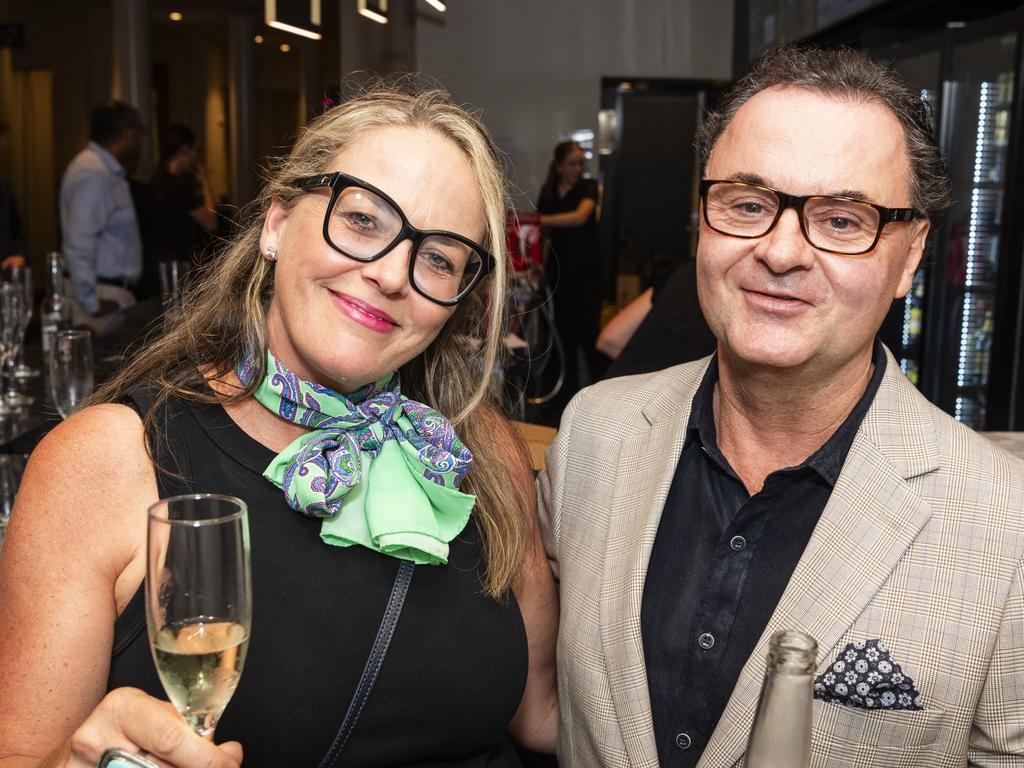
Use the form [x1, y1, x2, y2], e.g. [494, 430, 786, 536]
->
[675, 732, 692, 750]
[730, 535, 747, 551]
[698, 632, 715, 650]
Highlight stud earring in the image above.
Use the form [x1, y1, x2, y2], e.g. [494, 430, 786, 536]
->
[264, 247, 278, 261]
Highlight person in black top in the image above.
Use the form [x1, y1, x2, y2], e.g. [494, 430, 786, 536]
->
[535, 140, 603, 420]
[597, 259, 717, 379]
[0, 118, 26, 270]
[0, 87, 558, 768]
[151, 124, 217, 265]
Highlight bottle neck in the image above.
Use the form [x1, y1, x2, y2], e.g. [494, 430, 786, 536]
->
[48, 259, 65, 299]
[745, 670, 814, 768]
[744, 630, 817, 768]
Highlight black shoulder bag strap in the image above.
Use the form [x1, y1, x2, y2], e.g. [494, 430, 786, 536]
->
[318, 559, 415, 768]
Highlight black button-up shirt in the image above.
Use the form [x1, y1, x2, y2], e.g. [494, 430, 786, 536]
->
[641, 342, 886, 766]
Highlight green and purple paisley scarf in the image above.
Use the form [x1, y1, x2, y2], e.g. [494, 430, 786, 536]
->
[238, 350, 476, 565]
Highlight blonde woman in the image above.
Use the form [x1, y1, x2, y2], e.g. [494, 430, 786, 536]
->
[0, 88, 557, 768]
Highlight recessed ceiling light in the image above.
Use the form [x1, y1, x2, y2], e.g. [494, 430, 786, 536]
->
[358, 0, 389, 24]
[265, 0, 323, 40]
[266, 21, 323, 40]
[169, 11, 183, 21]
[254, 34, 264, 43]
[425, 0, 446, 11]
[280, 43, 291, 52]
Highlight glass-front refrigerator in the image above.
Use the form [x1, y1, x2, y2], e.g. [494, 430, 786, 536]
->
[874, 46, 942, 388]
[873, 17, 1023, 431]
[928, 30, 1018, 430]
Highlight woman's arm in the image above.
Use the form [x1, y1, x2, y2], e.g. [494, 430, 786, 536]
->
[596, 287, 654, 360]
[498, 419, 559, 754]
[539, 197, 595, 229]
[0, 405, 241, 768]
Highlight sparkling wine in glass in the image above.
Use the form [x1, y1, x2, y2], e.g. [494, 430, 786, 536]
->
[146, 494, 252, 739]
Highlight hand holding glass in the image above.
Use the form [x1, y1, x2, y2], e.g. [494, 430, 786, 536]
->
[48, 329, 94, 418]
[146, 494, 252, 739]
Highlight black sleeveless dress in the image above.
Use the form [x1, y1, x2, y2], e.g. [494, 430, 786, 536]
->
[108, 391, 528, 767]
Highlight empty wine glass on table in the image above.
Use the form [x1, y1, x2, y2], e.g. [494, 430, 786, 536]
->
[2, 264, 38, 380]
[146, 494, 252, 740]
[48, 329, 94, 418]
[2, 266, 34, 407]
[0, 284, 23, 417]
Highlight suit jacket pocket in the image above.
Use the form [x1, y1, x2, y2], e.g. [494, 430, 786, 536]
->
[814, 699, 945, 749]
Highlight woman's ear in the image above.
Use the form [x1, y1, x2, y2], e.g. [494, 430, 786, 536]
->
[259, 198, 289, 257]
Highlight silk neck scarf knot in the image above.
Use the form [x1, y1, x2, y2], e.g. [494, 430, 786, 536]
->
[237, 351, 476, 565]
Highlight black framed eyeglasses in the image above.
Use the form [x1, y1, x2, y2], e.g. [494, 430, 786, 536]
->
[291, 171, 495, 306]
[699, 179, 922, 256]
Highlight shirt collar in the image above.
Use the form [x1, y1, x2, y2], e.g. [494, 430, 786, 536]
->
[685, 340, 887, 488]
[88, 141, 126, 178]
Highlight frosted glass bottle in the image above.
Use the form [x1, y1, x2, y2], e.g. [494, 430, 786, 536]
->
[744, 629, 818, 768]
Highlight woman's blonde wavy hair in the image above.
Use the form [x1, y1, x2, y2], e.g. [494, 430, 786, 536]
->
[93, 86, 530, 598]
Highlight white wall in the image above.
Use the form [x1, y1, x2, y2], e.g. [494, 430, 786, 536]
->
[416, 0, 734, 207]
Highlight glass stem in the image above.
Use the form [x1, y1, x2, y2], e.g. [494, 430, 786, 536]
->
[4, 355, 16, 401]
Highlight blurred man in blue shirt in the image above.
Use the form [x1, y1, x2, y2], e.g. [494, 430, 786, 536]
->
[60, 101, 145, 319]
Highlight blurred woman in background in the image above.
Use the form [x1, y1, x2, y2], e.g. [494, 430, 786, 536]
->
[151, 124, 218, 266]
[536, 140, 603, 421]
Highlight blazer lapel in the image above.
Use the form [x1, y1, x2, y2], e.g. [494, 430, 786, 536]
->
[599, 361, 708, 767]
[698, 357, 940, 768]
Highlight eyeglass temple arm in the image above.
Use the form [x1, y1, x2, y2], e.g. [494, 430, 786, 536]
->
[293, 174, 338, 190]
[885, 208, 920, 222]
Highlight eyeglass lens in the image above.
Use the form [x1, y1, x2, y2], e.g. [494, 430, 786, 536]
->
[329, 186, 483, 302]
[705, 182, 883, 254]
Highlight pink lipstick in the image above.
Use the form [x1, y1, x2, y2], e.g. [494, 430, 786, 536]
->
[330, 291, 398, 333]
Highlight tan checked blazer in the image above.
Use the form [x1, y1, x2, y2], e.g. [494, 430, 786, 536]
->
[538, 350, 1024, 767]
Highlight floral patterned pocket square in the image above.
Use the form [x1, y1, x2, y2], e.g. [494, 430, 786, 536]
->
[813, 639, 924, 710]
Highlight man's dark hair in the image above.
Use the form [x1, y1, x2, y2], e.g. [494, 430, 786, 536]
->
[89, 100, 143, 146]
[696, 45, 950, 225]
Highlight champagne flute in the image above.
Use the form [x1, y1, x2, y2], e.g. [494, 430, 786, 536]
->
[2, 264, 38, 380]
[146, 494, 252, 739]
[0, 284, 22, 417]
[47, 329, 94, 418]
[2, 267, 33, 406]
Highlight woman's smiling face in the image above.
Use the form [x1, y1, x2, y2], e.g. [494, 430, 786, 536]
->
[261, 125, 487, 393]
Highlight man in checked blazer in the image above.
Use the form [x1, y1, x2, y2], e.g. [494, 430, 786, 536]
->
[538, 45, 1024, 767]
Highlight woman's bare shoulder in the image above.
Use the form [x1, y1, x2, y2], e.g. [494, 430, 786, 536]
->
[29, 403, 153, 495]
[0, 404, 160, 758]
[12, 403, 159, 601]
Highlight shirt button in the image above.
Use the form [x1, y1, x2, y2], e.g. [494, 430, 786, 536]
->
[730, 535, 747, 551]
[698, 632, 715, 650]
[675, 732, 692, 750]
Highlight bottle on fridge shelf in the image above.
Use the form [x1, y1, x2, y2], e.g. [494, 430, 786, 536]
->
[744, 629, 818, 768]
[40, 251, 71, 355]
[975, 310, 993, 388]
